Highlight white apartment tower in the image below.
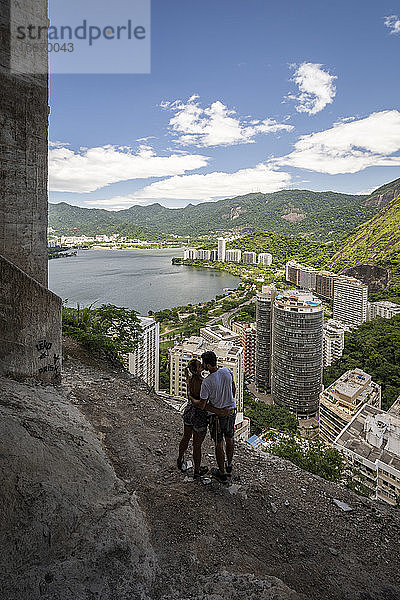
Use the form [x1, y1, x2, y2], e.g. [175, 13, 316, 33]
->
[258, 253, 273, 267]
[128, 317, 160, 391]
[225, 249, 242, 263]
[368, 301, 400, 321]
[183, 248, 198, 260]
[323, 319, 346, 367]
[217, 238, 226, 262]
[333, 276, 368, 329]
[242, 251, 257, 264]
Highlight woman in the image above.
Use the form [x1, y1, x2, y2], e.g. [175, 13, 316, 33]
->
[177, 358, 209, 478]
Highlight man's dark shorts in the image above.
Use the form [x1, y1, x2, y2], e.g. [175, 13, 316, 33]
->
[183, 404, 209, 435]
[209, 412, 236, 442]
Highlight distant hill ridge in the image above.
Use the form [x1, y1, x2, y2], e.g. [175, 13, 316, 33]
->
[49, 179, 400, 240]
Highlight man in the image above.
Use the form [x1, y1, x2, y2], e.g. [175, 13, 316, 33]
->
[199, 350, 236, 483]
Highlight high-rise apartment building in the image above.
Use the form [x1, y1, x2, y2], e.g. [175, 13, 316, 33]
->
[183, 248, 198, 260]
[334, 402, 400, 506]
[323, 319, 346, 367]
[272, 291, 323, 418]
[197, 249, 211, 260]
[298, 266, 318, 291]
[128, 317, 160, 392]
[285, 261, 317, 290]
[333, 276, 368, 329]
[255, 285, 276, 393]
[368, 301, 400, 321]
[258, 253, 273, 267]
[169, 336, 247, 438]
[242, 251, 257, 264]
[210, 250, 218, 261]
[225, 249, 242, 263]
[319, 368, 381, 444]
[285, 260, 300, 286]
[217, 238, 226, 262]
[316, 270, 338, 300]
[231, 321, 257, 377]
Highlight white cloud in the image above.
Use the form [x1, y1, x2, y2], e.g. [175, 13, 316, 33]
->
[384, 15, 400, 34]
[49, 144, 209, 193]
[288, 62, 337, 115]
[97, 164, 291, 208]
[274, 110, 400, 174]
[161, 95, 293, 147]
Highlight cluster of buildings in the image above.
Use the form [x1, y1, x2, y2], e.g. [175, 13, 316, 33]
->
[184, 238, 272, 266]
[49, 234, 122, 246]
[320, 370, 399, 507]
[126, 254, 399, 505]
[286, 260, 400, 329]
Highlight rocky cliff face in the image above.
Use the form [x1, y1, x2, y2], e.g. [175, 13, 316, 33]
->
[1, 338, 400, 600]
[365, 178, 400, 208]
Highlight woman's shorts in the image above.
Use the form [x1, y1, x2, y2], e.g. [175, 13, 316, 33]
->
[183, 404, 209, 435]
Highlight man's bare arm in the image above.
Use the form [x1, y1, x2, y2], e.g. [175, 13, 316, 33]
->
[191, 395, 232, 415]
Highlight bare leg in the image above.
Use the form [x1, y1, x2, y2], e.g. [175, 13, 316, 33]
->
[178, 426, 193, 462]
[193, 431, 206, 473]
[215, 439, 226, 473]
[225, 436, 234, 466]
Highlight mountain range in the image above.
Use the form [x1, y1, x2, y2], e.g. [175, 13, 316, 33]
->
[48, 177, 400, 241]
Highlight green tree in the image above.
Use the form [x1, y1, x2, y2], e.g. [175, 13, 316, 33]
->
[244, 392, 298, 435]
[62, 303, 142, 363]
[271, 437, 344, 482]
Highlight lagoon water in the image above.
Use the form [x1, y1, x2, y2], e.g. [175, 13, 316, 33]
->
[48, 249, 240, 314]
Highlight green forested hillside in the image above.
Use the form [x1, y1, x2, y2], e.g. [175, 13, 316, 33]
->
[49, 188, 378, 240]
[327, 195, 400, 302]
[224, 231, 338, 268]
[48, 202, 166, 240]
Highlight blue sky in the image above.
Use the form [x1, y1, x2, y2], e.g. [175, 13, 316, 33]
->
[49, 0, 400, 209]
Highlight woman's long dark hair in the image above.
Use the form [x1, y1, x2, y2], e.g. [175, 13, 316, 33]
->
[187, 358, 200, 375]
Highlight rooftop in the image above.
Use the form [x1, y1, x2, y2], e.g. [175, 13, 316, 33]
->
[370, 301, 400, 309]
[173, 335, 243, 360]
[275, 290, 322, 311]
[322, 369, 377, 407]
[334, 404, 400, 473]
[201, 324, 240, 340]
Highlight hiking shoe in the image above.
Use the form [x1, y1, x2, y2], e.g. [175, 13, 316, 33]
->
[225, 462, 233, 475]
[211, 467, 228, 483]
[177, 457, 185, 472]
[193, 466, 208, 479]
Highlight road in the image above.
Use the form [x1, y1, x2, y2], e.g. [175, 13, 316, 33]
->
[207, 297, 255, 328]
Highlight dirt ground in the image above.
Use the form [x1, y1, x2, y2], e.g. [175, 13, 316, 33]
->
[62, 338, 400, 600]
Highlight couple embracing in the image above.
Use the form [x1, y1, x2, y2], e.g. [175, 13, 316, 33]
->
[177, 350, 236, 483]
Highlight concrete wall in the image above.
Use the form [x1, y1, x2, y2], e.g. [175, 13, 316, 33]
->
[0, 0, 49, 287]
[0, 254, 62, 383]
[0, 1, 62, 383]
